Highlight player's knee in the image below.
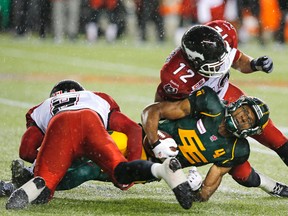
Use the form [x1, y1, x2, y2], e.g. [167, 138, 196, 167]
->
[275, 141, 288, 166]
[231, 168, 260, 187]
[114, 160, 154, 184]
[114, 162, 132, 184]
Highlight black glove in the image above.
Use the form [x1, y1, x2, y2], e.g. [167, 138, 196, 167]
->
[250, 56, 273, 73]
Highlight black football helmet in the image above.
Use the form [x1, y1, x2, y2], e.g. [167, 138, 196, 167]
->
[181, 25, 231, 78]
[49, 80, 85, 97]
[224, 96, 270, 138]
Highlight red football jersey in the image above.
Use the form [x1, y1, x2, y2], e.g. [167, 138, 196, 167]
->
[157, 20, 241, 101]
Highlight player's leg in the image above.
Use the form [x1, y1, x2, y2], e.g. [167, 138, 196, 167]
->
[83, 110, 128, 184]
[229, 161, 288, 197]
[252, 121, 288, 165]
[6, 111, 81, 209]
[83, 111, 193, 209]
[114, 157, 194, 209]
[56, 159, 109, 190]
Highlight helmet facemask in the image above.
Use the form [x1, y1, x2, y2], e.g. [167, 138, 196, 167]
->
[197, 41, 232, 78]
[224, 96, 270, 138]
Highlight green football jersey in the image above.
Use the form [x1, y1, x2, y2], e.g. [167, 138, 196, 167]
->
[158, 86, 250, 168]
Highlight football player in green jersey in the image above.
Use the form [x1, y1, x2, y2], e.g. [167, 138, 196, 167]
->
[141, 85, 287, 201]
[1, 87, 287, 201]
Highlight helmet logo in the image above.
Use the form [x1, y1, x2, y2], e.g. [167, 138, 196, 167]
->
[183, 43, 205, 61]
[201, 40, 217, 48]
[164, 83, 178, 94]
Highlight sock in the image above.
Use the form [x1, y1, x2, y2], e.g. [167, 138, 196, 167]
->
[151, 159, 186, 189]
[257, 172, 277, 193]
[21, 177, 46, 203]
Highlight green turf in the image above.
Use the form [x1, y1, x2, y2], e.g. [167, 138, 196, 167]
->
[0, 34, 288, 215]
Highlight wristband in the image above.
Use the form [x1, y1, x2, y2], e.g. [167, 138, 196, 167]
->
[250, 59, 257, 71]
[151, 139, 160, 149]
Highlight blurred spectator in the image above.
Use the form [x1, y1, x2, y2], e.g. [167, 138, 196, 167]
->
[0, 0, 11, 30]
[178, 0, 197, 27]
[197, 0, 225, 24]
[86, 0, 127, 43]
[174, 0, 198, 46]
[134, 0, 165, 42]
[237, 0, 264, 45]
[51, 0, 81, 43]
[275, 0, 288, 44]
[224, 0, 239, 28]
[11, 0, 29, 35]
[39, 0, 51, 38]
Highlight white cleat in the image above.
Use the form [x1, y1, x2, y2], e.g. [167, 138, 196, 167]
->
[159, 157, 193, 209]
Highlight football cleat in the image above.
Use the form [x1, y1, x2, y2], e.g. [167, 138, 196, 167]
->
[6, 177, 46, 210]
[187, 167, 202, 191]
[11, 159, 33, 188]
[160, 158, 193, 209]
[6, 188, 29, 210]
[269, 182, 288, 198]
[0, 180, 15, 197]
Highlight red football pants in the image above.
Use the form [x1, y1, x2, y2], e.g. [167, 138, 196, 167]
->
[34, 109, 127, 195]
[224, 83, 287, 181]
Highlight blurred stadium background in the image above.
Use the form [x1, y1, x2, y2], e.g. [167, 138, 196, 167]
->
[0, 0, 288, 215]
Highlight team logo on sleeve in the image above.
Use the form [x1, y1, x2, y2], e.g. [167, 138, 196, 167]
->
[163, 83, 178, 94]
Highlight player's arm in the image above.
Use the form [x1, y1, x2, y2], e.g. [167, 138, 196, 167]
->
[19, 125, 44, 163]
[19, 107, 44, 163]
[108, 111, 142, 161]
[141, 99, 191, 145]
[154, 90, 164, 102]
[154, 83, 181, 102]
[232, 52, 273, 74]
[196, 165, 231, 202]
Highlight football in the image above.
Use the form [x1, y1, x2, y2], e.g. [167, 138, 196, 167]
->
[143, 130, 177, 157]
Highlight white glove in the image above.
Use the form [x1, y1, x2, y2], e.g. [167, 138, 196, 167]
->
[187, 167, 202, 191]
[152, 138, 179, 159]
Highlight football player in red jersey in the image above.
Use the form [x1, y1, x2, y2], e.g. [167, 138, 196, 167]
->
[155, 20, 288, 189]
[5, 80, 193, 210]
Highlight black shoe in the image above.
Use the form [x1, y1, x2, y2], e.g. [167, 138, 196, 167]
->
[31, 186, 51, 205]
[270, 182, 288, 197]
[6, 188, 29, 210]
[6, 177, 47, 210]
[172, 181, 193, 209]
[11, 159, 33, 188]
[0, 180, 15, 197]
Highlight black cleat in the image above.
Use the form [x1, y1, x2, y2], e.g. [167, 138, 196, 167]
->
[270, 182, 288, 197]
[6, 177, 47, 210]
[11, 159, 33, 188]
[6, 188, 29, 210]
[172, 181, 193, 209]
[0, 180, 15, 197]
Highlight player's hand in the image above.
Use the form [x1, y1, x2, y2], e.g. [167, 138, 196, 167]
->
[152, 138, 178, 159]
[187, 167, 202, 191]
[250, 56, 273, 73]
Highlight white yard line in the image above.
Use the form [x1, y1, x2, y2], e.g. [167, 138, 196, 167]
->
[0, 48, 158, 76]
[0, 98, 34, 109]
